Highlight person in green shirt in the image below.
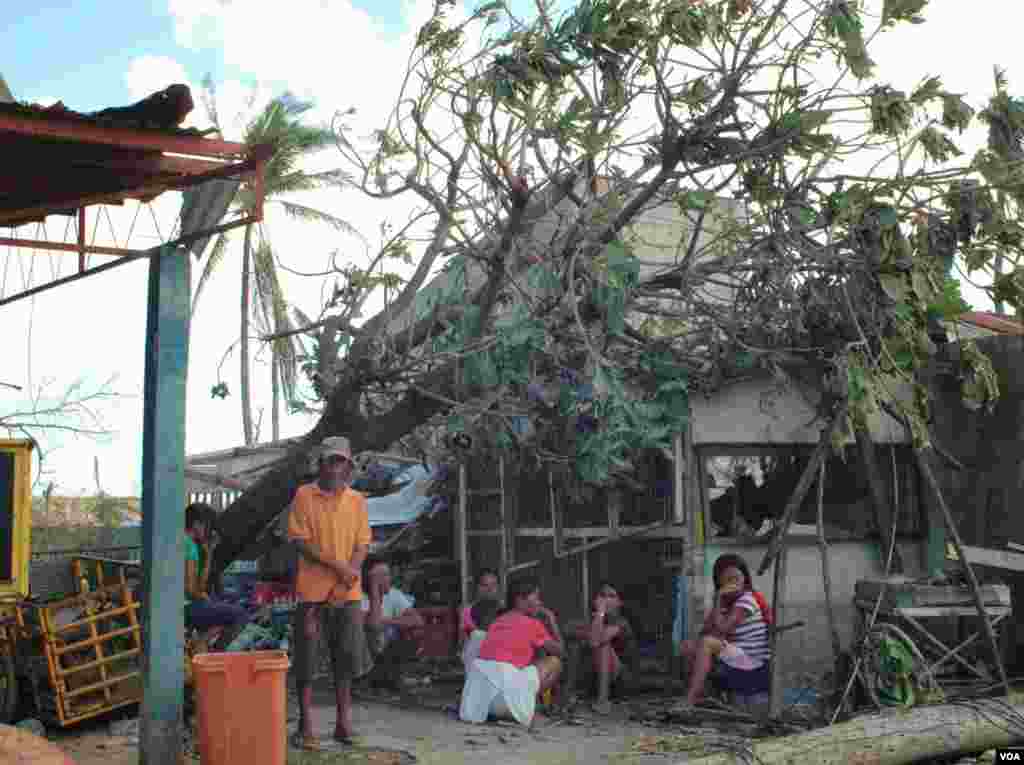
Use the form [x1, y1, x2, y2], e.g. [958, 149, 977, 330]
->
[185, 503, 248, 648]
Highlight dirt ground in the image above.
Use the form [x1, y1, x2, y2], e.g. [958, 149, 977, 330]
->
[49, 684, 683, 765]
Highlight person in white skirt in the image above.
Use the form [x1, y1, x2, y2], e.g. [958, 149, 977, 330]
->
[459, 578, 563, 727]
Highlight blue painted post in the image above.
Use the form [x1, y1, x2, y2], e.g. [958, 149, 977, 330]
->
[139, 245, 190, 765]
[671, 571, 687, 654]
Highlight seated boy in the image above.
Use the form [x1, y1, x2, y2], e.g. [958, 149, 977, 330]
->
[570, 582, 636, 714]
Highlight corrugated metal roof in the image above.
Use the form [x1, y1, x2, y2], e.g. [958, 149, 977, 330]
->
[958, 311, 1024, 336]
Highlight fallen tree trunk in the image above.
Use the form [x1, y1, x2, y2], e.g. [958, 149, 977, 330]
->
[683, 693, 1024, 765]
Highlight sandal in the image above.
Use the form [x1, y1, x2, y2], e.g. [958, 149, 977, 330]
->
[290, 731, 323, 751]
[333, 730, 357, 747]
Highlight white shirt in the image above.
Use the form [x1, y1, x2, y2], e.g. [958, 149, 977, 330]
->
[360, 587, 415, 619]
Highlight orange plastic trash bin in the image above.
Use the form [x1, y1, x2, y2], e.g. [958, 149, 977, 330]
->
[192, 650, 290, 765]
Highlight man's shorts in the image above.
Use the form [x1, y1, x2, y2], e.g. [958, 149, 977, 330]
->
[292, 601, 374, 687]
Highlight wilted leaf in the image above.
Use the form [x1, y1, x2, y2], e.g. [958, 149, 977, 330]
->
[919, 126, 962, 163]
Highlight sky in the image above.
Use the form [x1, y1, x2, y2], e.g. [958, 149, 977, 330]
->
[1, 0, 1021, 496]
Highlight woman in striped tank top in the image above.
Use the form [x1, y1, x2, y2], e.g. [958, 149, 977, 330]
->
[679, 554, 772, 705]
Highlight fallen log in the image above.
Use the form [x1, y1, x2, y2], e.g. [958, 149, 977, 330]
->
[682, 693, 1024, 765]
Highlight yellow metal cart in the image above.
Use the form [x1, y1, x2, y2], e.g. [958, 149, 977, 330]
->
[0, 439, 144, 726]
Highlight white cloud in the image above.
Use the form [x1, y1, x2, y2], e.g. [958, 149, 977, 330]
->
[6, 1, 1022, 494]
[124, 55, 191, 101]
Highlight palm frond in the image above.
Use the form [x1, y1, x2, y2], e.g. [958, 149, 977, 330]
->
[200, 74, 222, 135]
[191, 232, 231, 316]
[251, 241, 300, 400]
[277, 200, 364, 239]
[271, 169, 353, 196]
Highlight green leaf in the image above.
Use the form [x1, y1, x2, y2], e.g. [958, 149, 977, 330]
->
[880, 274, 909, 301]
[605, 239, 639, 284]
[678, 190, 715, 210]
[882, 0, 929, 24]
[526, 263, 560, 291]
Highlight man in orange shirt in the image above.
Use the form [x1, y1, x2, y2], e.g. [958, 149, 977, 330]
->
[288, 436, 373, 751]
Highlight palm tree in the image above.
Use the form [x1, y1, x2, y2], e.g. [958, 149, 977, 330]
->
[193, 84, 359, 444]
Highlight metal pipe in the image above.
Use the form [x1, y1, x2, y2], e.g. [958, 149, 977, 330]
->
[77, 208, 86, 272]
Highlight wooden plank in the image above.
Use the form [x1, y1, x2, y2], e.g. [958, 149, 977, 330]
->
[961, 544, 1024, 573]
[769, 537, 789, 717]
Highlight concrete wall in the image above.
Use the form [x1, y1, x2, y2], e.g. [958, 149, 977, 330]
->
[691, 374, 909, 445]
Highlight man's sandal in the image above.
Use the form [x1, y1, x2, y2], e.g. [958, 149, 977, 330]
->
[290, 731, 323, 751]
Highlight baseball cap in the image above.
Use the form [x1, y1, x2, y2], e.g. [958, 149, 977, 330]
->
[320, 436, 353, 462]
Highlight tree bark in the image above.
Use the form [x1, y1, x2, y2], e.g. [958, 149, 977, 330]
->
[240, 223, 254, 446]
[209, 174, 582, 579]
[682, 693, 1024, 765]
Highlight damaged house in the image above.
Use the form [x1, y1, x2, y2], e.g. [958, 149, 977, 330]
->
[196, 172, 1021, 695]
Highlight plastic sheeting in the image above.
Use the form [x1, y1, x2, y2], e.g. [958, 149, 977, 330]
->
[364, 464, 441, 528]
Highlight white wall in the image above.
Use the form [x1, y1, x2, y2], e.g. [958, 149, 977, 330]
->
[691, 375, 910, 445]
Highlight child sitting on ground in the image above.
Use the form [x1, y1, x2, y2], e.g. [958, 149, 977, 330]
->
[462, 598, 500, 670]
[679, 553, 772, 705]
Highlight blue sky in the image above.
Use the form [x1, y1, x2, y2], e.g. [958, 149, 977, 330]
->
[1, 1, 1021, 496]
[6, 0, 412, 109]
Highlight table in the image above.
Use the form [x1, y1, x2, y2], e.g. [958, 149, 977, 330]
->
[853, 599, 1012, 682]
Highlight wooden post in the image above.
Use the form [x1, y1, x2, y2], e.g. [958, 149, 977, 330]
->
[139, 245, 190, 765]
[457, 463, 469, 607]
[916, 449, 1010, 695]
[498, 456, 508, 595]
[769, 535, 789, 718]
[815, 462, 842, 671]
[673, 433, 685, 525]
[549, 467, 563, 556]
[580, 544, 590, 618]
[854, 425, 903, 573]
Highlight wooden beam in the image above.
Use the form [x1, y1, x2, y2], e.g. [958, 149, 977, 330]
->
[961, 545, 1024, 572]
[0, 111, 248, 158]
[498, 456, 508, 594]
[138, 244, 190, 765]
[456, 463, 469, 606]
[769, 529, 790, 717]
[673, 433, 685, 524]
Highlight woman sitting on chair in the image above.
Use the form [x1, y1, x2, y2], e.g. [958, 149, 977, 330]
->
[679, 553, 772, 706]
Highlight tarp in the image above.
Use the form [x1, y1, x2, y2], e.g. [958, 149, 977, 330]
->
[364, 464, 440, 527]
